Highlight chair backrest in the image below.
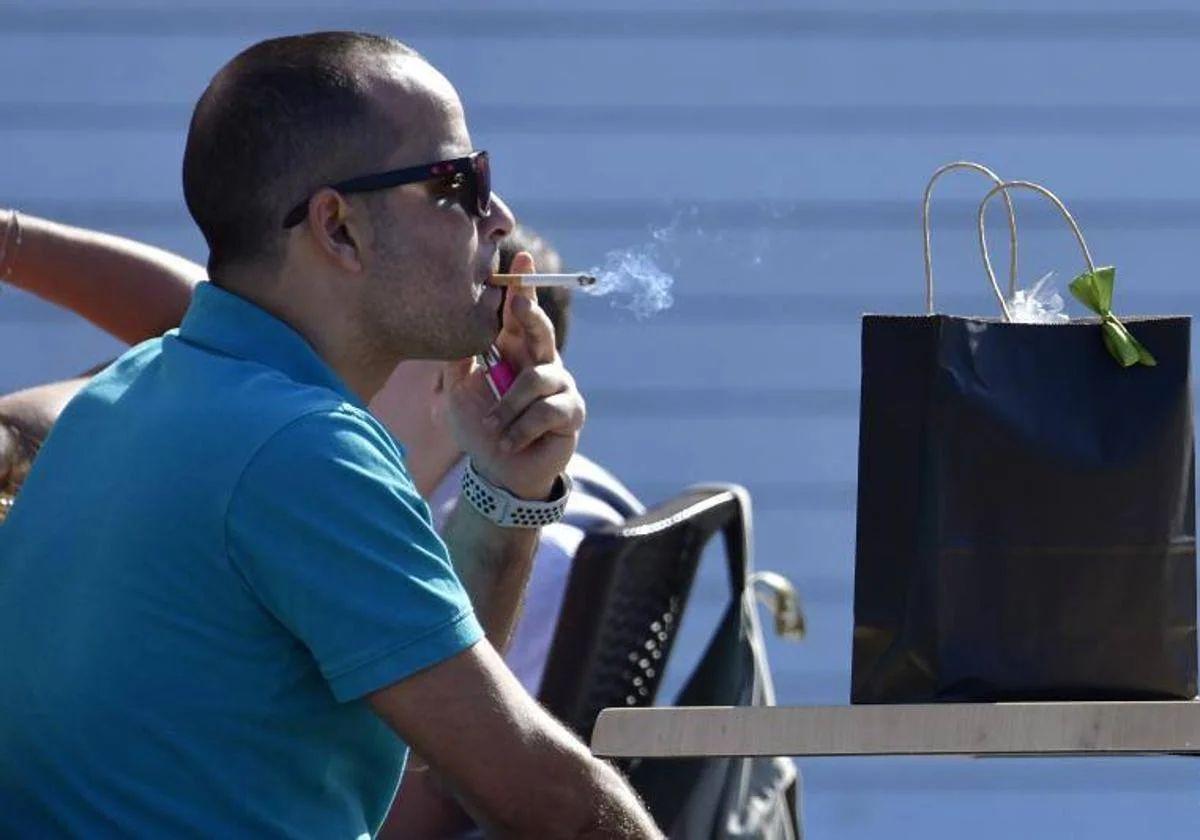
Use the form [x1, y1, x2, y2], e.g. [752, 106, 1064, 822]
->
[537, 483, 751, 740]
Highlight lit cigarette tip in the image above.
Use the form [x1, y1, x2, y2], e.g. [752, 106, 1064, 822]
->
[489, 273, 597, 288]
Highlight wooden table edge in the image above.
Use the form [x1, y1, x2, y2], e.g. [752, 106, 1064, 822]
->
[590, 702, 1200, 759]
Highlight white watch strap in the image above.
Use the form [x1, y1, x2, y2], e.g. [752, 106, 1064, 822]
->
[460, 460, 572, 528]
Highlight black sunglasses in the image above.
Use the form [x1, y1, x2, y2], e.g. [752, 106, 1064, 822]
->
[282, 150, 491, 229]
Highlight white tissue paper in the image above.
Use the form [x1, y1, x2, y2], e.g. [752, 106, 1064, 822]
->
[1007, 271, 1070, 324]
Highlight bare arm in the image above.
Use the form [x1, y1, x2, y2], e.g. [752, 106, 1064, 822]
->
[0, 377, 88, 442]
[0, 378, 90, 490]
[2, 211, 203, 344]
[380, 500, 542, 838]
[0, 214, 204, 484]
[370, 642, 661, 839]
[441, 495, 539, 650]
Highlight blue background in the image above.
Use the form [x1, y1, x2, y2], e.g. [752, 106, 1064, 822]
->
[4, 1, 1200, 836]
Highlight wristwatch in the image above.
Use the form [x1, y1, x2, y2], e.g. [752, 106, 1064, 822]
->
[460, 460, 572, 528]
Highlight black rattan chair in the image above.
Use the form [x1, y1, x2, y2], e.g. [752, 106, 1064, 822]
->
[537, 483, 753, 740]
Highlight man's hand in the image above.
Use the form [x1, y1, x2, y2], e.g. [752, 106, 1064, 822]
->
[444, 251, 585, 500]
[370, 642, 663, 839]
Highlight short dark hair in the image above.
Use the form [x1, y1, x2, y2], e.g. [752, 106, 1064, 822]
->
[500, 225, 572, 353]
[182, 32, 419, 278]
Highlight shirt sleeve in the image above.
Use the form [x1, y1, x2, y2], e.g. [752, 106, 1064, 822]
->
[225, 407, 483, 702]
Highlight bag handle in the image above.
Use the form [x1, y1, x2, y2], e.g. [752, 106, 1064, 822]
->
[977, 180, 1098, 324]
[923, 161, 1019, 315]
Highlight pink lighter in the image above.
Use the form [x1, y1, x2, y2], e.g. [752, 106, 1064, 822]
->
[481, 345, 516, 401]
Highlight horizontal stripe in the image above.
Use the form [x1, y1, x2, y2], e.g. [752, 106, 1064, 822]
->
[7, 9, 1200, 40]
[11, 102, 1200, 135]
[585, 387, 858, 417]
[803, 757, 1200, 793]
[15, 197, 1200, 232]
[575, 293, 1199, 325]
[6, 287, 1197, 327]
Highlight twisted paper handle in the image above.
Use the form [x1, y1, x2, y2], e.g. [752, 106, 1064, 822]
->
[977, 180, 1155, 367]
[923, 161, 1019, 315]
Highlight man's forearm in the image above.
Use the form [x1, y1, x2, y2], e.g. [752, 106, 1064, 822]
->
[3, 213, 203, 344]
[372, 644, 663, 840]
[440, 499, 540, 648]
[384, 503, 539, 838]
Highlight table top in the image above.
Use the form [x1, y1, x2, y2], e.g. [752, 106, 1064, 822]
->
[591, 702, 1200, 759]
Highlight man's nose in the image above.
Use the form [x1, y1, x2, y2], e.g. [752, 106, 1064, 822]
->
[480, 193, 516, 243]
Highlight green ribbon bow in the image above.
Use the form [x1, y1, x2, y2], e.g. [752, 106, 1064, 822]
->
[1067, 266, 1156, 368]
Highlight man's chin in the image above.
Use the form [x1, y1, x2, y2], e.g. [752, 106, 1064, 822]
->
[475, 292, 505, 341]
[449, 320, 498, 360]
[477, 319, 502, 352]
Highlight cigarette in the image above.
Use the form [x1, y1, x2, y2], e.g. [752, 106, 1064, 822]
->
[489, 273, 597, 288]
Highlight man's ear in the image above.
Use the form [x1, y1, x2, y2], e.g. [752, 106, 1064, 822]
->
[305, 188, 366, 273]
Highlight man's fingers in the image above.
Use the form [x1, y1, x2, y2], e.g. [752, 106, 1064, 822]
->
[498, 392, 586, 454]
[485, 365, 570, 433]
[507, 250, 535, 276]
[498, 250, 556, 366]
[502, 294, 557, 366]
[501, 252, 538, 320]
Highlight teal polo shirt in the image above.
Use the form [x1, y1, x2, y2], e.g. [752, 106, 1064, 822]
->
[0, 282, 483, 837]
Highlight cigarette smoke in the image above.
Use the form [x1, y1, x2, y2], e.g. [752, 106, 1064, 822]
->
[575, 204, 792, 317]
[581, 214, 683, 318]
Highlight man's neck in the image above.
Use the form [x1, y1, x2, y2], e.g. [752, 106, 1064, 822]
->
[220, 270, 392, 404]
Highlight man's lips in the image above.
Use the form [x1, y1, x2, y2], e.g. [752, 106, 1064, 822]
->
[479, 283, 504, 313]
[478, 264, 501, 288]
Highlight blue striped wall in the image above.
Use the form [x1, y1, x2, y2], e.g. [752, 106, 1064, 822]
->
[4, 3, 1200, 837]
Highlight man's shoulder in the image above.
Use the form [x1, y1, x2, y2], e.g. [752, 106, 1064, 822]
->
[78, 337, 408, 504]
[160, 330, 402, 461]
[248, 404, 406, 479]
[221, 402, 416, 535]
[93, 330, 354, 425]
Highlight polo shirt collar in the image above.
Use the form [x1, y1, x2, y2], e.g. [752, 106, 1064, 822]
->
[177, 282, 361, 406]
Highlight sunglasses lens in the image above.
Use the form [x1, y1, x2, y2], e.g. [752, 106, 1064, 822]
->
[472, 152, 491, 218]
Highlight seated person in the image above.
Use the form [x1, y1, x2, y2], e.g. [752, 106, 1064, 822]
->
[0, 213, 641, 659]
[0, 32, 661, 836]
[0, 211, 641, 835]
